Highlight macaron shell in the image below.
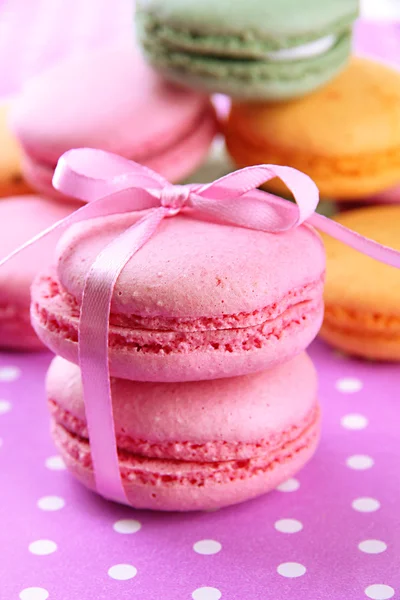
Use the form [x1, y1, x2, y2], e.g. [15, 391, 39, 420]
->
[10, 45, 216, 180]
[226, 57, 400, 199]
[320, 205, 400, 360]
[136, 0, 356, 100]
[0, 102, 31, 197]
[136, 0, 356, 48]
[20, 103, 217, 201]
[47, 352, 320, 511]
[54, 210, 325, 318]
[46, 353, 318, 446]
[0, 196, 76, 350]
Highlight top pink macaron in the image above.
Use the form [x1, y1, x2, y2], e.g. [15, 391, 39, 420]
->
[31, 204, 326, 382]
[10, 44, 217, 201]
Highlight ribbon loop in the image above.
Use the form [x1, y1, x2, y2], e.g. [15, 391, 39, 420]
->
[53, 148, 167, 201]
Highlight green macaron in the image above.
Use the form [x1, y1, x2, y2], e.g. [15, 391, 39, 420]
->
[135, 0, 359, 101]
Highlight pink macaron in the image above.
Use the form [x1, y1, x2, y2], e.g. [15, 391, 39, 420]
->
[0, 196, 76, 350]
[10, 44, 217, 201]
[32, 208, 325, 381]
[47, 352, 320, 511]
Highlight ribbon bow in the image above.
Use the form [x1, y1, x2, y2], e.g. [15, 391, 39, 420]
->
[2, 148, 400, 507]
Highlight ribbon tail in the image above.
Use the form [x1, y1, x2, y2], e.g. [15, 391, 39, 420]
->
[0, 189, 162, 269]
[79, 207, 167, 505]
[0, 220, 67, 268]
[309, 212, 400, 268]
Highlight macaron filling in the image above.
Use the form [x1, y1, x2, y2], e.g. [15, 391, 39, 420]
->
[264, 34, 337, 62]
[32, 271, 324, 356]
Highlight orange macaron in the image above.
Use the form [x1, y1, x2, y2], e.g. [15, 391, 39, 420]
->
[0, 101, 31, 197]
[320, 205, 400, 361]
[225, 57, 400, 201]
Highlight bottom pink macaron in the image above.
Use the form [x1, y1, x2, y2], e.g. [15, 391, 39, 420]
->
[46, 352, 321, 511]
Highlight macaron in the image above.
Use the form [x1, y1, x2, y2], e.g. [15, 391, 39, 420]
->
[0, 101, 31, 197]
[225, 57, 400, 200]
[0, 196, 75, 350]
[46, 352, 321, 511]
[10, 45, 217, 201]
[31, 208, 325, 382]
[135, 0, 358, 101]
[320, 205, 400, 361]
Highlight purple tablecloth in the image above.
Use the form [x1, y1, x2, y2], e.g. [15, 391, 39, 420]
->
[0, 342, 399, 600]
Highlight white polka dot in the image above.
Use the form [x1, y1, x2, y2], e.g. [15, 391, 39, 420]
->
[274, 519, 303, 534]
[193, 540, 222, 555]
[19, 587, 49, 600]
[0, 399, 12, 414]
[29, 540, 57, 556]
[277, 562, 307, 578]
[0, 366, 20, 381]
[341, 413, 368, 430]
[359, 540, 387, 554]
[45, 455, 66, 470]
[108, 564, 137, 580]
[352, 497, 381, 513]
[336, 377, 363, 393]
[365, 584, 395, 599]
[37, 496, 65, 511]
[276, 478, 300, 492]
[346, 455, 374, 470]
[113, 519, 141, 534]
[192, 587, 222, 600]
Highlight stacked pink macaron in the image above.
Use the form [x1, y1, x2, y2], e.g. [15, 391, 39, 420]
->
[0, 44, 217, 351]
[31, 183, 326, 511]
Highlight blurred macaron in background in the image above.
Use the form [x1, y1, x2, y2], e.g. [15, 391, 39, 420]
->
[9, 44, 218, 201]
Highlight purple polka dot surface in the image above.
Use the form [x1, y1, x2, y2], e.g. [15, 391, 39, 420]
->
[0, 340, 398, 600]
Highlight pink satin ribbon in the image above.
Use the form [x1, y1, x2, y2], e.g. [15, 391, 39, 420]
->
[2, 148, 400, 506]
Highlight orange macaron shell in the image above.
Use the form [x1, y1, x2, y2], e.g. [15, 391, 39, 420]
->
[0, 103, 31, 197]
[320, 205, 400, 360]
[225, 57, 400, 200]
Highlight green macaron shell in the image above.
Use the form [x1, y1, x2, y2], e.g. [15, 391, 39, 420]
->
[137, 28, 352, 100]
[136, 0, 357, 54]
[135, 0, 358, 100]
